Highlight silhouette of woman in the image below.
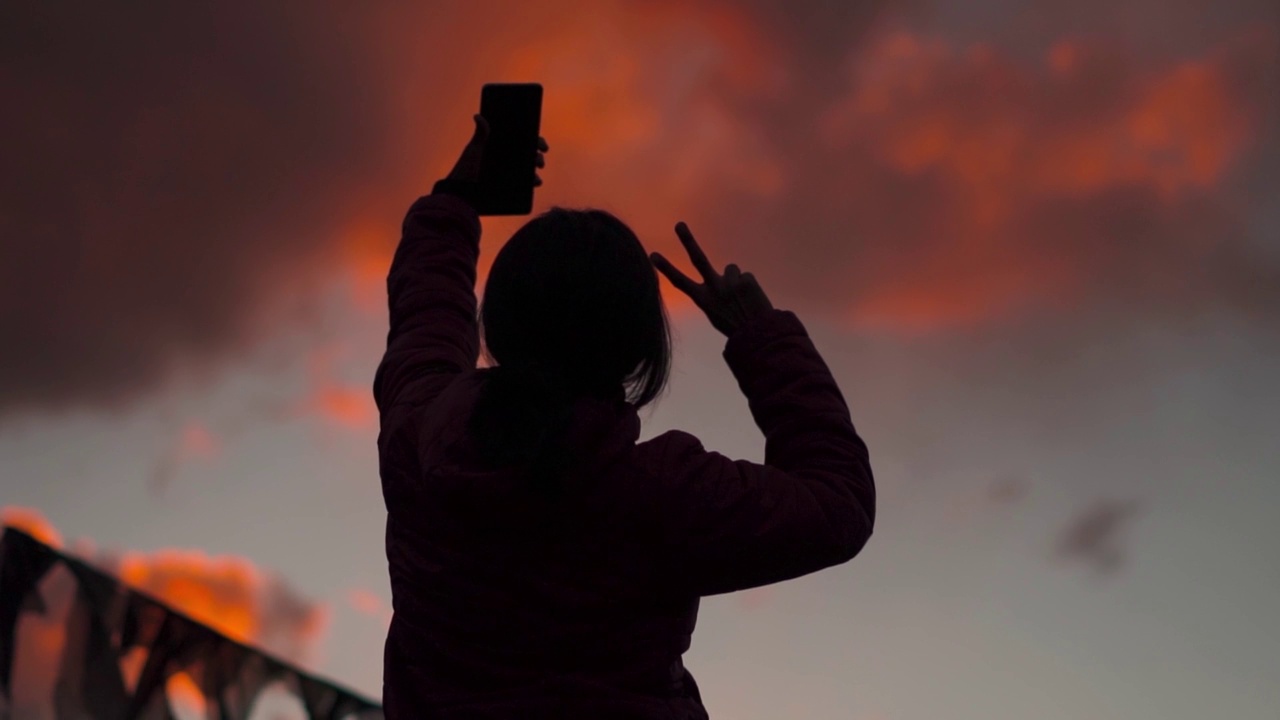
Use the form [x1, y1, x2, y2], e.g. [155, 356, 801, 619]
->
[375, 114, 875, 719]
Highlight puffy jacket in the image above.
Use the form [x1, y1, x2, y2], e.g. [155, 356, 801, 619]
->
[375, 193, 875, 719]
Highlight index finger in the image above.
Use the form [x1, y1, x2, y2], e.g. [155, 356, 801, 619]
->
[650, 252, 703, 298]
[675, 222, 718, 285]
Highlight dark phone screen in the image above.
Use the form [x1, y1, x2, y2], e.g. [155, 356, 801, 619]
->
[475, 83, 543, 216]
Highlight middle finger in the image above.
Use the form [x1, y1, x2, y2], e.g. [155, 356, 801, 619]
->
[675, 222, 718, 285]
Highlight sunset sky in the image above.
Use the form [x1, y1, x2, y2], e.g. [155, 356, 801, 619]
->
[2, 1, 1278, 718]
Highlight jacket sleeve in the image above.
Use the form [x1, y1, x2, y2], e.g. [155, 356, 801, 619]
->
[373, 192, 482, 420]
[651, 309, 875, 597]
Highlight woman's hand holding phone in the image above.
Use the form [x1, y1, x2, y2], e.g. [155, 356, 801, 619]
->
[437, 113, 547, 194]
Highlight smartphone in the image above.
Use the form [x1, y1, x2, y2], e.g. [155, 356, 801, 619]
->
[474, 83, 543, 216]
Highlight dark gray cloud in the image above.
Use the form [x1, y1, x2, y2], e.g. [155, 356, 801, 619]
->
[0, 2, 399, 420]
[1053, 497, 1144, 576]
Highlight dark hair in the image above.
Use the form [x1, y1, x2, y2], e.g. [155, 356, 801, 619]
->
[468, 206, 672, 500]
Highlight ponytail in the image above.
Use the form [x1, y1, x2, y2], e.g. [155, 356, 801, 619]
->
[467, 364, 577, 501]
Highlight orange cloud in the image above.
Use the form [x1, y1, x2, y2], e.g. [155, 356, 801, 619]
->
[347, 587, 394, 628]
[488, 1, 789, 320]
[797, 29, 1278, 334]
[7, 2, 1276, 418]
[117, 550, 260, 644]
[112, 548, 327, 662]
[347, 588, 386, 617]
[3, 513, 327, 714]
[338, 0, 791, 324]
[295, 342, 377, 430]
[5, 510, 325, 660]
[1, 505, 64, 548]
[145, 343, 377, 462]
[309, 384, 377, 429]
[823, 31, 1256, 197]
[348, 13, 1276, 348]
[179, 422, 220, 458]
[168, 673, 207, 717]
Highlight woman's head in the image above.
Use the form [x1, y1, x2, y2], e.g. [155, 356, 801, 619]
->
[479, 207, 672, 409]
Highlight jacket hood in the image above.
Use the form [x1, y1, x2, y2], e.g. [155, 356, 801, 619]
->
[416, 369, 643, 528]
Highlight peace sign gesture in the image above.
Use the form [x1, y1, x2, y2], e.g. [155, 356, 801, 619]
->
[650, 222, 774, 338]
